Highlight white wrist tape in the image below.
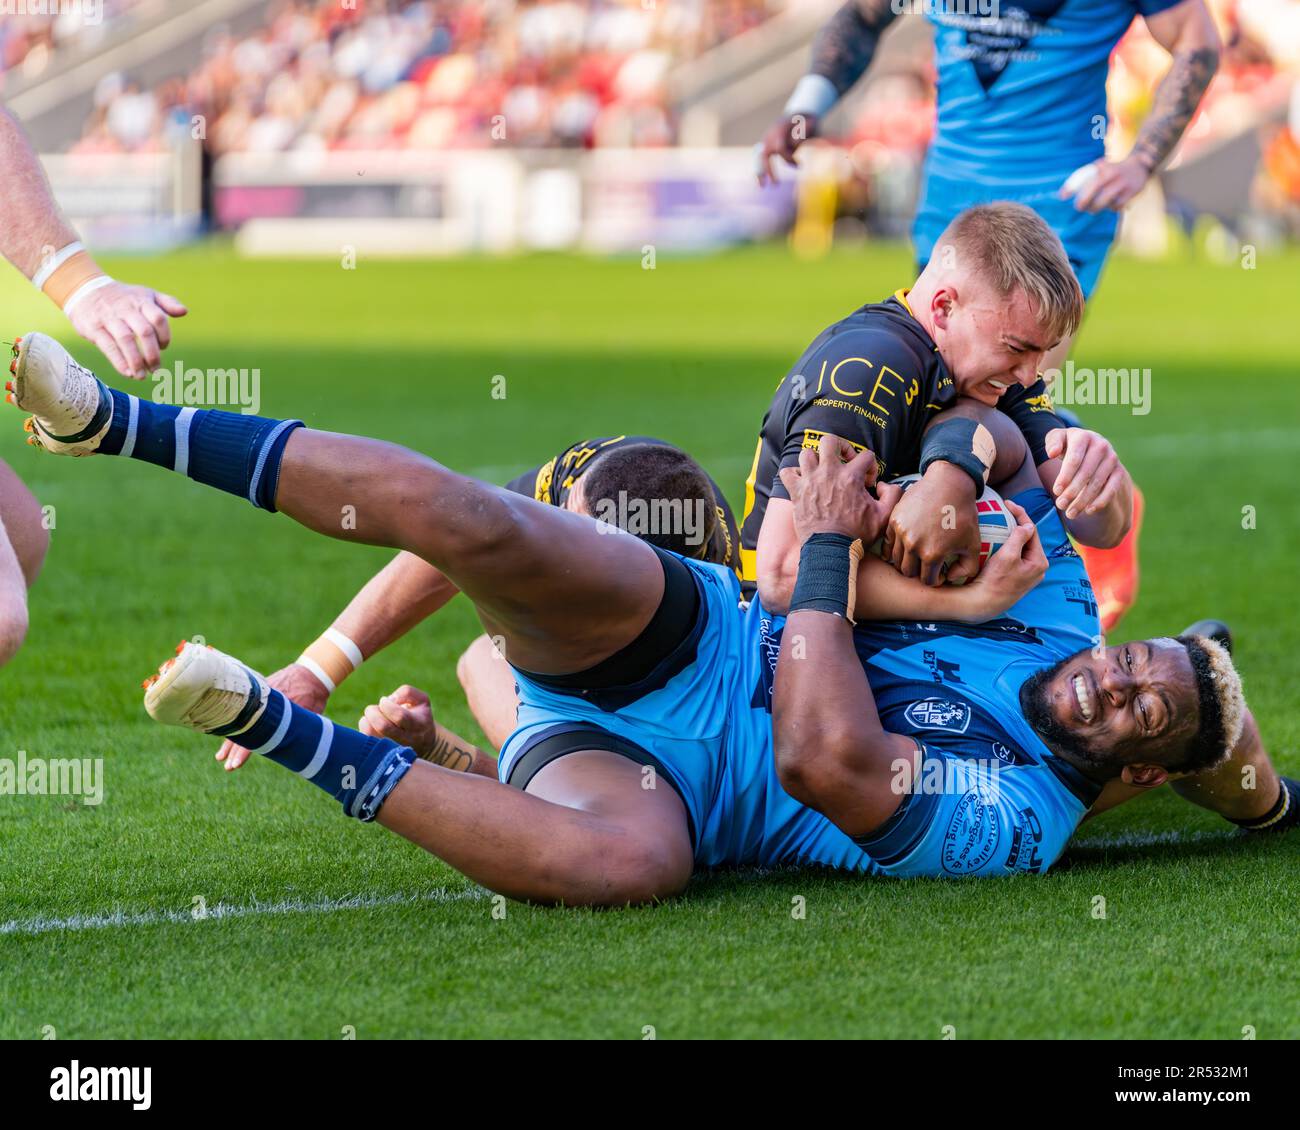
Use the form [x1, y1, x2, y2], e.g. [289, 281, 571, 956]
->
[297, 628, 364, 695]
[783, 74, 839, 120]
[32, 241, 84, 290]
[61, 274, 114, 319]
[324, 628, 364, 669]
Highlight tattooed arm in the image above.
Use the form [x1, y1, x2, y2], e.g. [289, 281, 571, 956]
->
[1065, 0, 1220, 213]
[758, 0, 899, 184]
[810, 0, 900, 98]
[1131, 0, 1221, 173]
[359, 684, 498, 778]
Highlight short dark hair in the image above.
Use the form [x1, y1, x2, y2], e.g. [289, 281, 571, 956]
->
[580, 443, 722, 564]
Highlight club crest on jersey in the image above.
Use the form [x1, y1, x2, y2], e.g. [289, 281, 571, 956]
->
[904, 698, 972, 733]
[942, 789, 1001, 875]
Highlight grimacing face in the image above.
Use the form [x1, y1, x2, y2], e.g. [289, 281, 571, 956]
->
[928, 281, 1058, 407]
[1019, 638, 1202, 775]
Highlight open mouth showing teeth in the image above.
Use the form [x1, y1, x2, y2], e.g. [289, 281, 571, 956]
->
[1072, 672, 1095, 723]
[988, 380, 1009, 391]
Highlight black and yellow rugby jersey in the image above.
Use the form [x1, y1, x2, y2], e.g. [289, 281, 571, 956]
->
[504, 435, 741, 575]
[738, 291, 1066, 591]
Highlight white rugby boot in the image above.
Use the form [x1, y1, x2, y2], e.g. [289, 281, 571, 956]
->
[6, 332, 114, 456]
[144, 640, 271, 737]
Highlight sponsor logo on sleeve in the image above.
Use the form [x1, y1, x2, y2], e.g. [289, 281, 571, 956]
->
[1004, 806, 1045, 873]
[923, 650, 963, 685]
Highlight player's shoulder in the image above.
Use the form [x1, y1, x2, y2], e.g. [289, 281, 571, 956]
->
[816, 295, 934, 360]
[789, 295, 949, 401]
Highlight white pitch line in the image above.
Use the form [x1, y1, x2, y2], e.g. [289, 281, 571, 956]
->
[0, 887, 487, 939]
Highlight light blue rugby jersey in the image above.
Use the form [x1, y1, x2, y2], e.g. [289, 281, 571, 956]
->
[925, 0, 1182, 184]
[750, 488, 1105, 877]
[502, 493, 1105, 878]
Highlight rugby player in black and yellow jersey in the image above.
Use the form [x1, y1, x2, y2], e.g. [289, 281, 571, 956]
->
[743, 203, 1135, 611]
[212, 434, 740, 770]
[503, 434, 739, 574]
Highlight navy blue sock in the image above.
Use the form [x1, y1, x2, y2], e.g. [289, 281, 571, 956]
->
[1232, 777, 1300, 833]
[214, 688, 415, 821]
[98, 387, 303, 511]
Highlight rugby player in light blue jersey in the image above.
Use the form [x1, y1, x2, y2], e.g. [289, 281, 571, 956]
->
[11, 333, 1295, 904]
[761, 0, 1220, 320]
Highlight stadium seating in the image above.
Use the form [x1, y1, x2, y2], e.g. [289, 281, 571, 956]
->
[58, 0, 778, 155]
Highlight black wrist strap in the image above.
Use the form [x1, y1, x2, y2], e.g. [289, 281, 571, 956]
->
[919, 417, 990, 495]
[789, 532, 864, 623]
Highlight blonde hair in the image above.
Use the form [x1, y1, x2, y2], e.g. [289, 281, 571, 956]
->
[939, 202, 1085, 343]
[1178, 635, 1247, 772]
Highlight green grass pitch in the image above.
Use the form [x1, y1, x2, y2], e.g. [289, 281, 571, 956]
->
[1, 242, 1296, 1039]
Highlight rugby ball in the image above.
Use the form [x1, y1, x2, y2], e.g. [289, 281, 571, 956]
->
[878, 473, 1014, 577]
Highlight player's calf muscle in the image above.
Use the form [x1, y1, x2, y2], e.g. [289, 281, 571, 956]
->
[376, 763, 687, 906]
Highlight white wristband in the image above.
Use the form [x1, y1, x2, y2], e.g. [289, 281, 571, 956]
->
[324, 628, 364, 670]
[783, 74, 839, 120]
[61, 274, 114, 319]
[296, 628, 364, 695]
[31, 241, 84, 291]
[296, 655, 337, 695]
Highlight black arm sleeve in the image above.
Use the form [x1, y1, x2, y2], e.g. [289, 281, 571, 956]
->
[999, 379, 1069, 467]
[810, 0, 899, 95]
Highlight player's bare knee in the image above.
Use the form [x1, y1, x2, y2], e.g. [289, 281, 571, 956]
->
[456, 634, 497, 690]
[21, 520, 50, 586]
[0, 602, 30, 666]
[594, 834, 690, 906]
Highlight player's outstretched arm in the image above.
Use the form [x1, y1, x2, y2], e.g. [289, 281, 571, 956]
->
[757, 0, 899, 184]
[0, 107, 187, 378]
[217, 550, 459, 770]
[771, 438, 918, 837]
[1086, 706, 1296, 834]
[1169, 708, 1295, 829]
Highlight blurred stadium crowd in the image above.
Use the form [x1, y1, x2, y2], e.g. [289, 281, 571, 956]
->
[6, 0, 777, 154]
[2, 0, 1297, 238]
